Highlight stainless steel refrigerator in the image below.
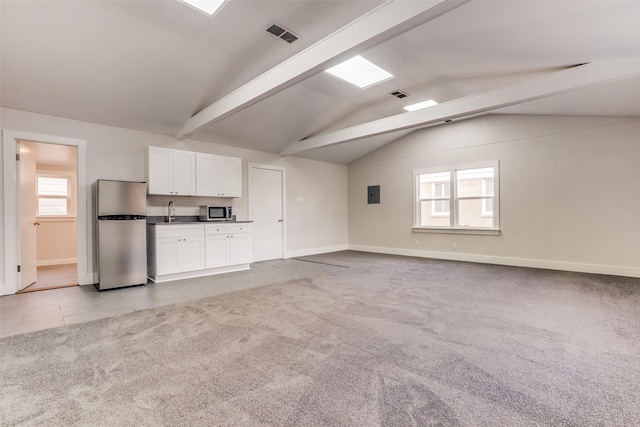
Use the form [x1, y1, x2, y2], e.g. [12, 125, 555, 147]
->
[95, 180, 147, 290]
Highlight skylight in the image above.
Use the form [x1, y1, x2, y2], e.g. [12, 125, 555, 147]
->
[179, 0, 226, 16]
[325, 55, 393, 89]
[403, 99, 438, 112]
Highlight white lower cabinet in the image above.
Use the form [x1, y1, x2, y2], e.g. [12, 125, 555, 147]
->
[228, 233, 251, 265]
[148, 223, 251, 282]
[153, 224, 205, 276]
[205, 224, 252, 269]
[156, 237, 180, 275]
[205, 235, 228, 269]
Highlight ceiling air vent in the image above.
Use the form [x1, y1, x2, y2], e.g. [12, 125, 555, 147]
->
[280, 32, 299, 44]
[390, 90, 409, 99]
[266, 23, 299, 44]
[267, 24, 285, 37]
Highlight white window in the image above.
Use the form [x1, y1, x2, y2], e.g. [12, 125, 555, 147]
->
[37, 176, 69, 216]
[431, 181, 450, 216]
[482, 177, 494, 216]
[414, 162, 499, 232]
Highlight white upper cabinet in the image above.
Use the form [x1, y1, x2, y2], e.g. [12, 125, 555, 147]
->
[148, 147, 242, 198]
[195, 153, 220, 197]
[147, 146, 195, 196]
[172, 150, 196, 195]
[195, 153, 242, 198]
[218, 156, 242, 197]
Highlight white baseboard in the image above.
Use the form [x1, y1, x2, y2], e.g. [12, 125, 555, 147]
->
[348, 245, 640, 278]
[287, 244, 349, 258]
[37, 258, 77, 267]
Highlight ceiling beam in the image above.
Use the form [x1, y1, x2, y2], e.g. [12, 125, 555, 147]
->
[176, 0, 469, 140]
[279, 59, 640, 156]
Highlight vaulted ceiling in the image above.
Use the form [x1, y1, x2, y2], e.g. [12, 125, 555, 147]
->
[2, 0, 639, 164]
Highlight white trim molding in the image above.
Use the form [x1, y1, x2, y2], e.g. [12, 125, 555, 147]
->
[2, 130, 89, 296]
[349, 244, 640, 278]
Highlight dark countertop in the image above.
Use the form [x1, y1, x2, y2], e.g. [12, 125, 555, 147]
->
[147, 216, 252, 225]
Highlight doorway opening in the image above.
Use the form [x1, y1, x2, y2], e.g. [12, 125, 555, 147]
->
[17, 140, 78, 293]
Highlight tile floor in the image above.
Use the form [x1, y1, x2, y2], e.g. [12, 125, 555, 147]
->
[0, 258, 334, 338]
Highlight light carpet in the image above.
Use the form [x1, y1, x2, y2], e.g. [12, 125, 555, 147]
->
[2, 251, 639, 426]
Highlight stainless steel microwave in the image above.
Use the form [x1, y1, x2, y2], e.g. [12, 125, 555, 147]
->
[199, 205, 232, 221]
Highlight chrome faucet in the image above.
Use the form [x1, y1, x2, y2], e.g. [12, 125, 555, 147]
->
[168, 200, 176, 223]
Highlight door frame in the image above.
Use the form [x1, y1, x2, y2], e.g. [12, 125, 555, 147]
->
[2, 130, 88, 296]
[248, 163, 286, 259]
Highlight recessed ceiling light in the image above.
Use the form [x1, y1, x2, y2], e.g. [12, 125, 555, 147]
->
[403, 99, 438, 112]
[178, 0, 226, 16]
[325, 55, 393, 89]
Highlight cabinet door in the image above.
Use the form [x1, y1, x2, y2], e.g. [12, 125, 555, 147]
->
[219, 156, 242, 197]
[196, 153, 220, 197]
[205, 235, 228, 269]
[178, 235, 205, 272]
[148, 147, 173, 195]
[228, 234, 251, 265]
[156, 237, 180, 275]
[172, 150, 196, 196]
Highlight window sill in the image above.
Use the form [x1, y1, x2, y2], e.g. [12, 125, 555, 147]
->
[412, 227, 501, 236]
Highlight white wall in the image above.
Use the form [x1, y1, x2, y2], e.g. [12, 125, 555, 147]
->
[348, 114, 640, 277]
[1, 107, 348, 292]
[37, 219, 77, 266]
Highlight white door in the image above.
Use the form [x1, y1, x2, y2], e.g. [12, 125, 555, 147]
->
[250, 166, 284, 262]
[18, 141, 38, 290]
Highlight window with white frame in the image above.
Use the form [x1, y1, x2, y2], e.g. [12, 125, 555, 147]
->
[431, 181, 450, 216]
[414, 162, 499, 231]
[37, 176, 70, 216]
[482, 177, 494, 216]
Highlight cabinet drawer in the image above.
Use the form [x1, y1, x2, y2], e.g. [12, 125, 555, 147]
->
[228, 224, 251, 234]
[205, 224, 229, 235]
[156, 224, 204, 238]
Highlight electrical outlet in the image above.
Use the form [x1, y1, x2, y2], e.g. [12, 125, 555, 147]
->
[452, 243, 457, 250]
[415, 240, 420, 247]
